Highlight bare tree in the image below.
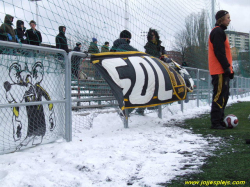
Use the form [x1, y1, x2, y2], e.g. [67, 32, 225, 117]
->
[174, 10, 209, 69]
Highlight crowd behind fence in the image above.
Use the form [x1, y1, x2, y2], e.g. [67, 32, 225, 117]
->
[1, 41, 250, 154]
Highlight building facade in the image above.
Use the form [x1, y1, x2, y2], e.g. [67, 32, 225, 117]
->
[225, 31, 249, 51]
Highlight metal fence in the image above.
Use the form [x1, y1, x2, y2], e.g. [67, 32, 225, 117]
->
[1, 42, 250, 154]
[68, 51, 119, 131]
[71, 54, 250, 130]
[0, 41, 71, 154]
[180, 67, 250, 110]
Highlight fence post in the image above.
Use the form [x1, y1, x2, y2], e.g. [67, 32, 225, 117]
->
[208, 74, 211, 105]
[65, 52, 72, 142]
[197, 69, 200, 107]
[181, 100, 184, 112]
[124, 109, 129, 128]
[158, 105, 162, 119]
[236, 76, 239, 99]
[245, 78, 247, 97]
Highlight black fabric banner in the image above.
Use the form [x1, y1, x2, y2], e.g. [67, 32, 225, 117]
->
[91, 51, 193, 110]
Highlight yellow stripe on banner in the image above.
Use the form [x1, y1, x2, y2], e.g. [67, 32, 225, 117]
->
[13, 107, 19, 117]
[153, 96, 157, 99]
[124, 98, 128, 101]
[124, 100, 182, 109]
[214, 74, 222, 103]
[91, 51, 148, 56]
[49, 103, 53, 111]
[92, 60, 100, 64]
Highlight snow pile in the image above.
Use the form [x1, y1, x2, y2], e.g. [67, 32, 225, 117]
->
[0, 96, 249, 187]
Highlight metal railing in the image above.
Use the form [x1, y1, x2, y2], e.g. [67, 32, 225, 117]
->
[1, 41, 250, 154]
[0, 41, 71, 154]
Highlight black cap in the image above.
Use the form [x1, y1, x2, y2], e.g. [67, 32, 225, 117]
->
[215, 10, 229, 20]
[76, 42, 81, 46]
[120, 30, 131, 39]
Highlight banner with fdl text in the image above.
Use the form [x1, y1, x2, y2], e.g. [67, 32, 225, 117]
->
[91, 51, 194, 110]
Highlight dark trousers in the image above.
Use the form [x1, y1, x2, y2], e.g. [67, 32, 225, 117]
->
[211, 74, 230, 125]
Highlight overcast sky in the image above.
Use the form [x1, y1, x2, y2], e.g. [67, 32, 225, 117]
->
[218, 0, 250, 33]
[0, 0, 249, 51]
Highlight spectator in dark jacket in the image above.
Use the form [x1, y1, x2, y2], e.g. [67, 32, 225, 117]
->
[110, 30, 141, 115]
[0, 28, 7, 41]
[0, 14, 15, 42]
[55, 26, 69, 53]
[25, 20, 42, 46]
[73, 42, 81, 52]
[110, 30, 137, 52]
[88, 38, 100, 53]
[71, 42, 82, 79]
[144, 28, 163, 58]
[101, 42, 110, 52]
[14, 20, 27, 43]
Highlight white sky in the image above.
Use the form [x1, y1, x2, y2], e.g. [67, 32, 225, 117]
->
[0, 0, 249, 50]
[218, 0, 250, 33]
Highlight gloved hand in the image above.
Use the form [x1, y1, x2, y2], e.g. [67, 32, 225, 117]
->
[229, 71, 234, 79]
[7, 33, 12, 41]
[224, 67, 231, 76]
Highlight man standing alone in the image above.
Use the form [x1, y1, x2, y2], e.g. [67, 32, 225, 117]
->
[208, 10, 234, 129]
[55, 26, 69, 53]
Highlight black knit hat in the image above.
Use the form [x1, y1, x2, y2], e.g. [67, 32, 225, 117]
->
[215, 10, 229, 20]
[120, 30, 131, 39]
[76, 42, 81, 46]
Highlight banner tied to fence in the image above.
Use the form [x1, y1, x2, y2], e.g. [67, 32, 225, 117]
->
[91, 51, 194, 110]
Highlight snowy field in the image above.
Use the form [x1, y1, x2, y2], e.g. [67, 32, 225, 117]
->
[0, 95, 249, 187]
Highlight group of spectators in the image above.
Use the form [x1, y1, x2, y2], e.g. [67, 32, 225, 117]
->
[0, 10, 237, 129]
[0, 14, 42, 46]
[0, 14, 168, 115]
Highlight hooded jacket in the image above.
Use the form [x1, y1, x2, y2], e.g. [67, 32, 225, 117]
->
[0, 28, 6, 40]
[0, 14, 15, 42]
[25, 25, 42, 46]
[14, 20, 26, 43]
[88, 42, 100, 53]
[110, 39, 137, 52]
[55, 26, 69, 53]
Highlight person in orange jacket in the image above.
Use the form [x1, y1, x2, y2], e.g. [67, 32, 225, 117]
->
[208, 10, 234, 130]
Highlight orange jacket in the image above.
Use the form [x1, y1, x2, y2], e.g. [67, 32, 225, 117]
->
[208, 26, 233, 75]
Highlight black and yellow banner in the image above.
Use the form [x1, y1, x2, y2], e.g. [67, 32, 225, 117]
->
[91, 51, 193, 110]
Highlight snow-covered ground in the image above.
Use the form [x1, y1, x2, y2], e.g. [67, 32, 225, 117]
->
[0, 95, 249, 187]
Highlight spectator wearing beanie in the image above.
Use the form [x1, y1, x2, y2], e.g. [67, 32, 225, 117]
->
[208, 10, 234, 130]
[73, 42, 81, 52]
[88, 37, 100, 53]
[101, 41, 110, 52]
[110, 30, 137, 52]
